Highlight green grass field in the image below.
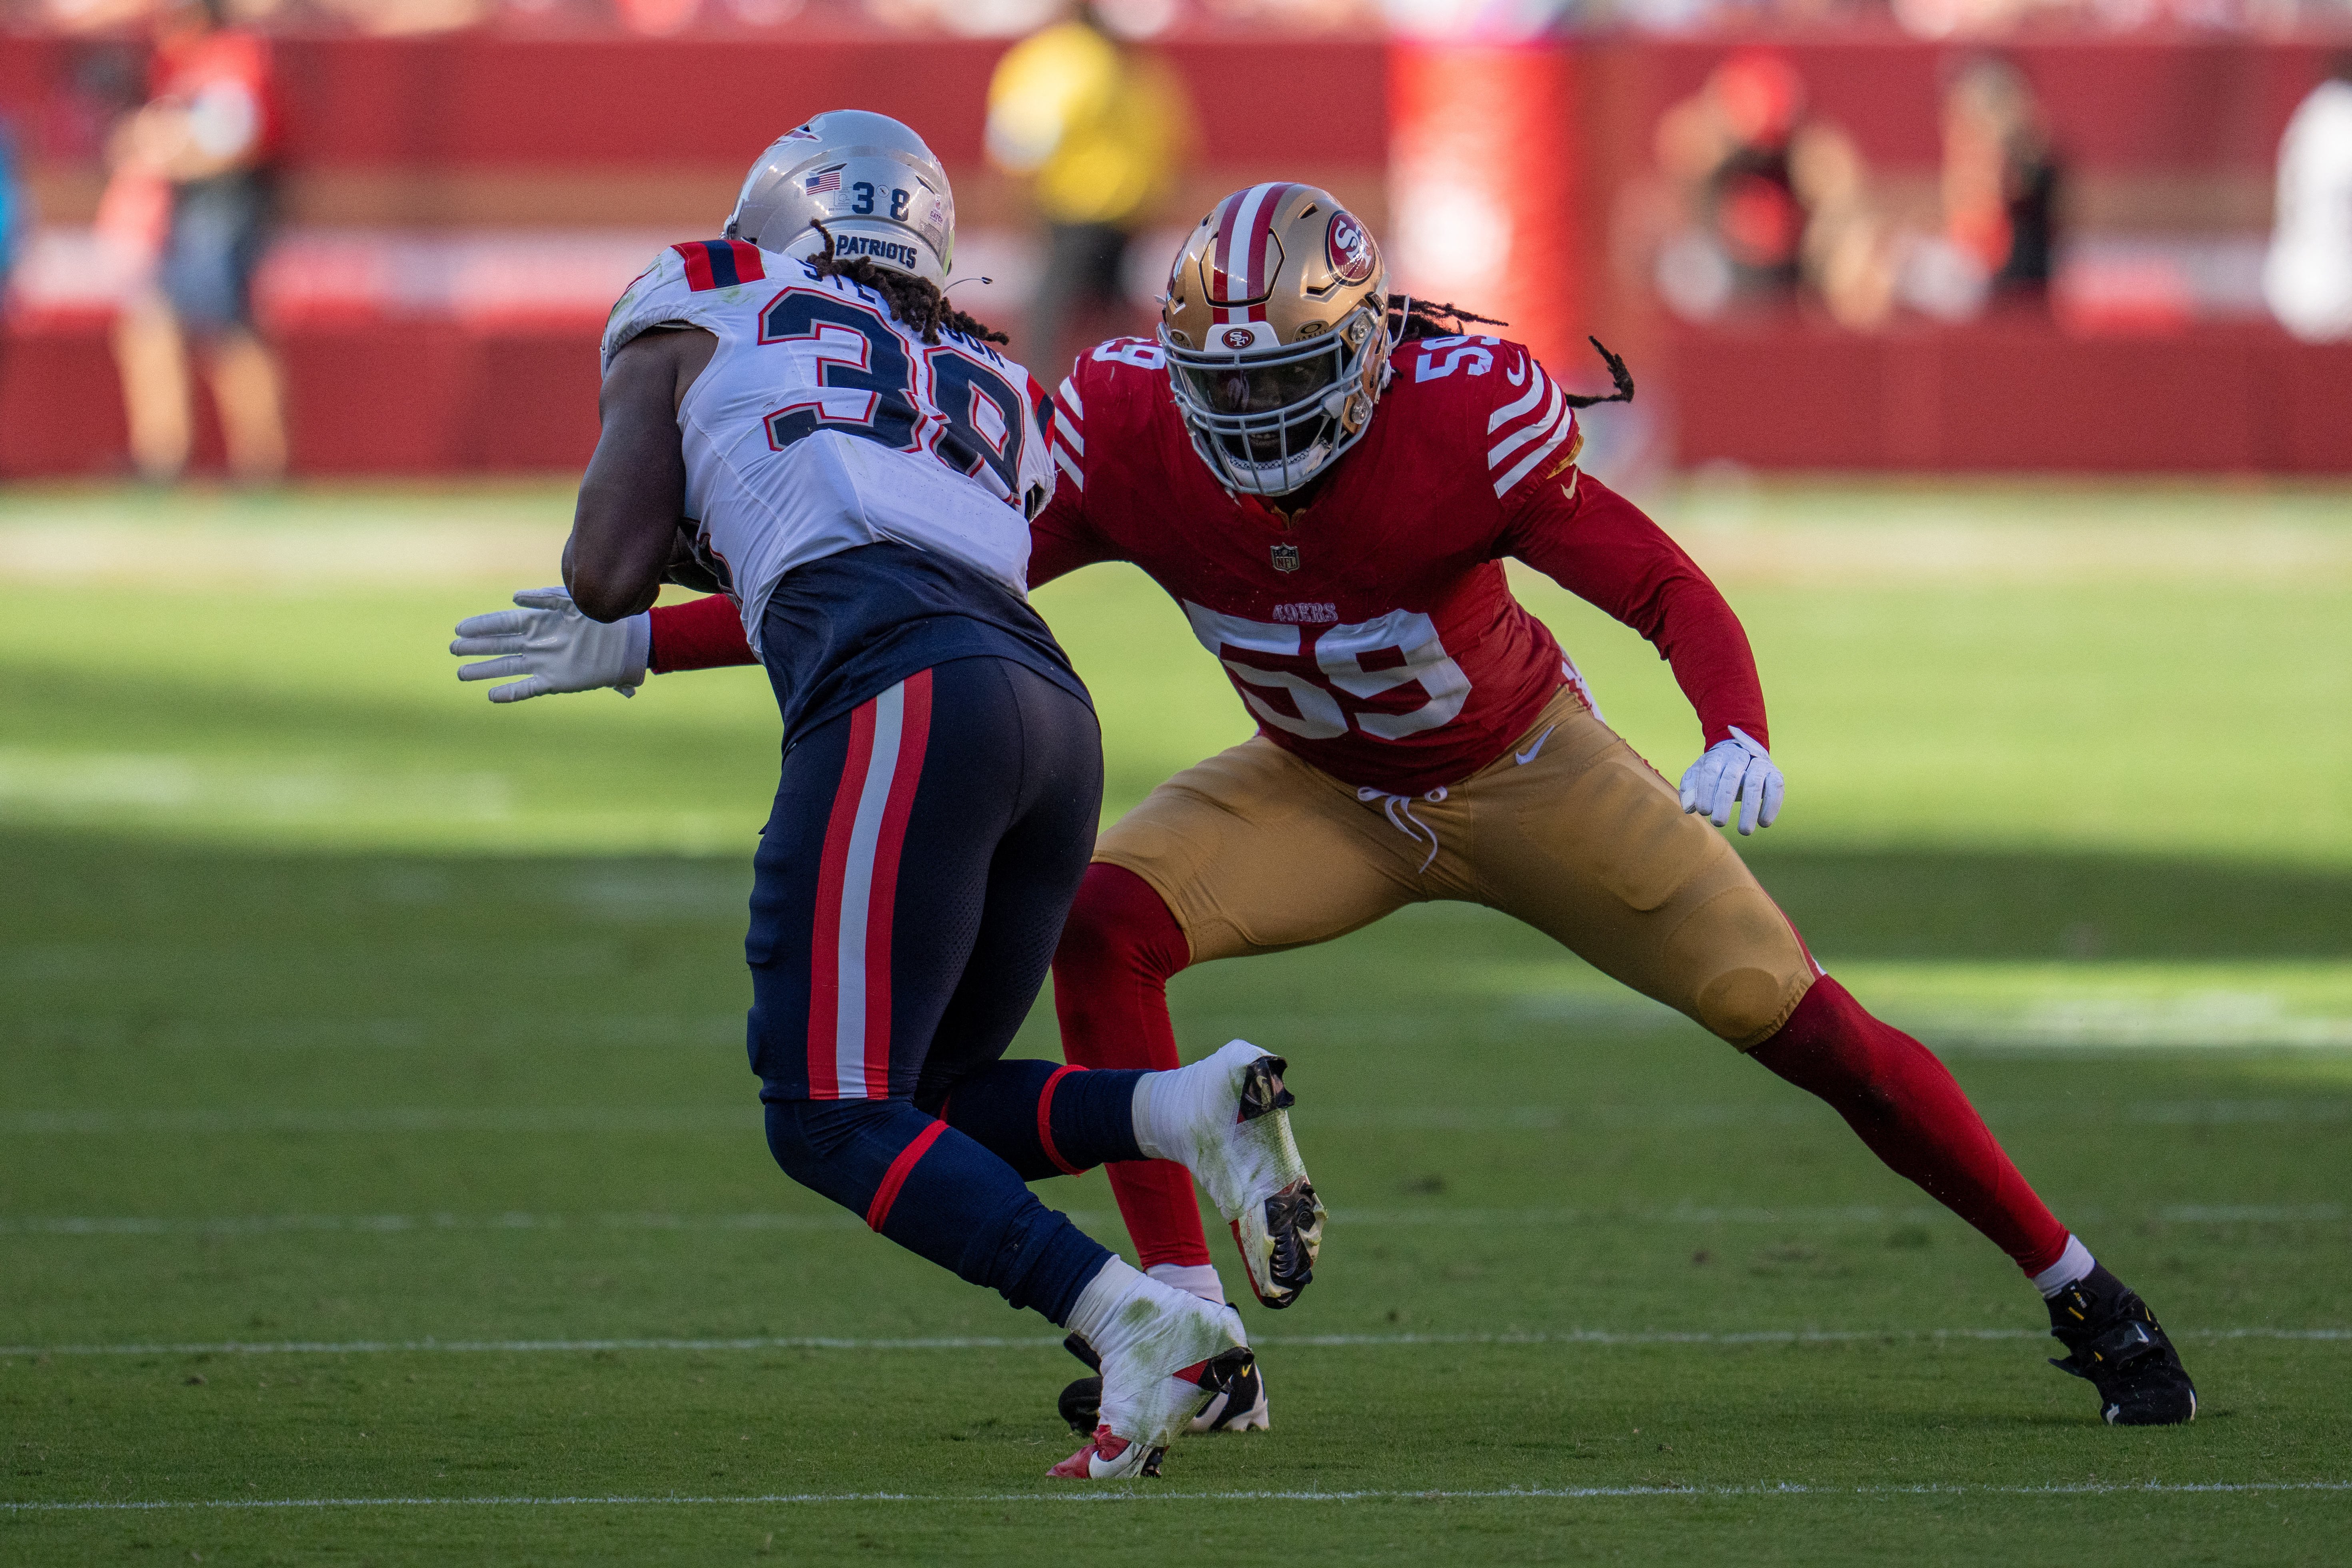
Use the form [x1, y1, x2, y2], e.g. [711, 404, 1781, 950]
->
[2, 478, 2348, 1564]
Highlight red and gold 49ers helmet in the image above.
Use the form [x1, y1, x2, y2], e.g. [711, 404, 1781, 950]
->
[1160, 182, 1392, 497]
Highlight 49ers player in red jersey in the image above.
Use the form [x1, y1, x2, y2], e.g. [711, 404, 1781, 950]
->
[455, 182, 2195, 1432]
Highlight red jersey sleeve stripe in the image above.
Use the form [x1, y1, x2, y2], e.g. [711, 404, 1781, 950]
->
[673, 241, 716, 291]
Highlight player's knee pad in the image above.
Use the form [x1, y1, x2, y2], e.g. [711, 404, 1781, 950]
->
[1664, 886, 1814, 1048]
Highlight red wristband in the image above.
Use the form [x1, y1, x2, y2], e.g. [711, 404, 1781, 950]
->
[647, 594, 755, 672]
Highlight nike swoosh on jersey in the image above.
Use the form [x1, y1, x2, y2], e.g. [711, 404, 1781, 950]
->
[1514, 724, 1558, 765]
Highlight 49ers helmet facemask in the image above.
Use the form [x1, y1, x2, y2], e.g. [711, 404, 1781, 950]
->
[1160, 183, 1392, 497]
[723, 110, 955, 287]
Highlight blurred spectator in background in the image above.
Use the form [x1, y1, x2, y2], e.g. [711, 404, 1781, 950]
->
[2265, 52, 2352, 344]
[1879, 54, 2061, 324]
[1651, 50, 1888, 328]
[1941, 56, 2057, 300]
[0, 117, 25, 380]
[106, 0, 288, 484]
[986, 2, 1194, 379]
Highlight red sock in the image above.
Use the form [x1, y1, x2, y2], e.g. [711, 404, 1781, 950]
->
[1051, 864, 1214, 1271]
[1750, 977, 2069, 1276]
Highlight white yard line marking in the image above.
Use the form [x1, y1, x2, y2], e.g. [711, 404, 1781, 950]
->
[5, 1202, 2342, 1237]
[6, 1326, 2345, 1358]
[6, 1480, 2349, 1512]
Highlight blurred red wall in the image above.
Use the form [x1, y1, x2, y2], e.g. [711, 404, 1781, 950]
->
[2, 31, 2347, 477]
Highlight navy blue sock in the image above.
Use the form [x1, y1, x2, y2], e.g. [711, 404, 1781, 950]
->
[765, 1097, 1113, 1323]
[930, 1059, 1146, 1179]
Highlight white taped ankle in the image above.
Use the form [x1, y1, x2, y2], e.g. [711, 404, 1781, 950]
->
[1129, 1061, 1214, 1164]
[1064, 1256, 1146, 1341]
[2033, 1235, 2096, 1298]
[1147, 1262, 1225, 1305]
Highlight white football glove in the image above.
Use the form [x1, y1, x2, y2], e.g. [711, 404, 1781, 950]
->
[450, 587, 651, 703]
[1679, 725, 1784, 836]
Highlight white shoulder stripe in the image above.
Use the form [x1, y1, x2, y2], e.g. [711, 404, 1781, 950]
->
[1057, 378, 1084, 421]
[1493, 407, 1576, 499]
[1487, 381, 1565, 469]
[1053, 442, 1083, 491]
[1056, 420, 1083, 457]
[1487, 366, 1549, 432]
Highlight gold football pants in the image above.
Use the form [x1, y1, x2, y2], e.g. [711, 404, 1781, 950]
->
[1092, 686, 1818, 1049]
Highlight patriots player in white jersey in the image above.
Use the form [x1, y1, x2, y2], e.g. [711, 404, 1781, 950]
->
[480, 111, 1327, 1480]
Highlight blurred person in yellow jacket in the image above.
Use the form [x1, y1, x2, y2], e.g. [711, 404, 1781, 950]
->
[987, 3, 1193, 379]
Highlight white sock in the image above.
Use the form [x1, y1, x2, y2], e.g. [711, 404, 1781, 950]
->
[1147, 1262, 1225, 1305]
[2032, 1235, 2096, 1298]
[1129, 1044, 1242, 1162]
[1064, 1256, 1149, 1343]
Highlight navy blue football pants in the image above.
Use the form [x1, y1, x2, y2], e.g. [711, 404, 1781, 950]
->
[747, 657, 1147, 1323]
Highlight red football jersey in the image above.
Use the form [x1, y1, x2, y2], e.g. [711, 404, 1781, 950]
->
[1030, 333, 1765, 796]
[645, 332, 1767, 793]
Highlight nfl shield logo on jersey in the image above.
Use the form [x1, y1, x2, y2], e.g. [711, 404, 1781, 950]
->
[1270, 543, 1302, 572]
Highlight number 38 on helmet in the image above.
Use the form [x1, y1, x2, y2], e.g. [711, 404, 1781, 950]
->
[1160, 182, 1394, 497]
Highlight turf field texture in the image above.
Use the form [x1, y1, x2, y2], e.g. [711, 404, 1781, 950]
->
[1, 477, 2347, 1565]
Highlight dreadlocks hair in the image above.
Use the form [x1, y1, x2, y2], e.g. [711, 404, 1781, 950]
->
[1386, 293, 1508, 342]
[1560, 337, 1636, 409]
[1383, 294, 1637, 409]
[802, 221, 1009, 348]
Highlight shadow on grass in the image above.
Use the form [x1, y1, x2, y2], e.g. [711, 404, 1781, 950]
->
[2, 829, 2346, 966]
[1741, 845, 2352, 963]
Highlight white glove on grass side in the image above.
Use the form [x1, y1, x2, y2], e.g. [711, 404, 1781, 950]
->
[451, 587, 650, 703]
[1679, 725, 1783, 836]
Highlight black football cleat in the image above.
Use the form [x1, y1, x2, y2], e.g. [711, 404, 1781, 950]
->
[1059, 1332, 1103, 1435]
[2046, 1264, 2198, 1425]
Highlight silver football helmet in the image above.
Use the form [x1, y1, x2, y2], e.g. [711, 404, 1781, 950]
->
[723, 110, 955, 288]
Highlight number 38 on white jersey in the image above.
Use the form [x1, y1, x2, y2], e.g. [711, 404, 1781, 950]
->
[602, 239, 1057, 653]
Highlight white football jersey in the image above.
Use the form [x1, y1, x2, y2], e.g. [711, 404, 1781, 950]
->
[601, 240, 1057, 653]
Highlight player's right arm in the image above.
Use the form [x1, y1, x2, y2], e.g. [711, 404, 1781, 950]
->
[451, 356, 1122, 699]
[1025, 351, 1129, 587]
[565, 328, 713, 621]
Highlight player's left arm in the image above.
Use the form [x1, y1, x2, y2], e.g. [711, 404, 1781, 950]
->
[1501, 467, 1784, 834]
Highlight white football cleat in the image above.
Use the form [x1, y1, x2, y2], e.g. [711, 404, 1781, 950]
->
[1048, 1285, 1251, 1480]
[1061, 1304, 1272, 1436]
[1134, 1040, 1325, 1308]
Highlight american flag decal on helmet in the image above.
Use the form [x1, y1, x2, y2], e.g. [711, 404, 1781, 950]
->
[804, 167, 844, 194]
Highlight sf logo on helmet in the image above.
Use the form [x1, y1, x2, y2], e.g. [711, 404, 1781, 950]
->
[1326, 212, 1375, 285]
[1222, 326, 1257, 350]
